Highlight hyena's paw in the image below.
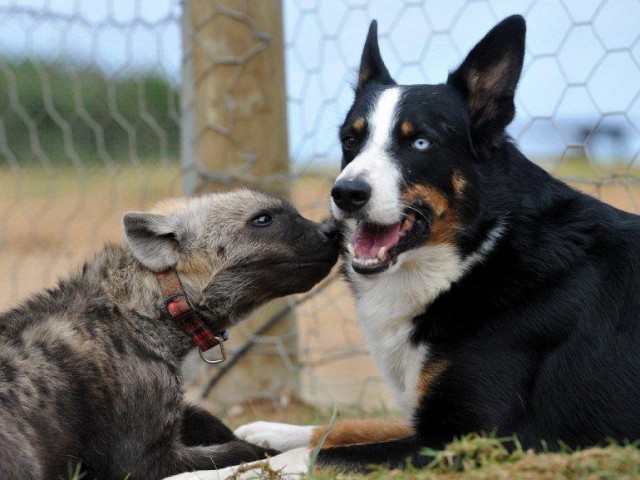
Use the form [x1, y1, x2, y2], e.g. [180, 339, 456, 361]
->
[234, 421, 314, 451]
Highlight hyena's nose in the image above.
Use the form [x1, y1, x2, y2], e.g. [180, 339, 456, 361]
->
[331, 178, 371, 213]
[319, 218, 339, 242]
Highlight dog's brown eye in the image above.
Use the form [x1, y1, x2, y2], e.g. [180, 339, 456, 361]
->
[342, 135, 357, 150]
[251, 213, 273, 227]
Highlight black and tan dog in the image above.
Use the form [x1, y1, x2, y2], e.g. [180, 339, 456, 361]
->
[197, 16, 640, 478]
[0, 190, 337, 479]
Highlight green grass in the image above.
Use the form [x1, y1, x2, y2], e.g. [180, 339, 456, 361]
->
[0, 59, 180, 166]
[306, 435, 640, 480]
[223, 403, 640, 479]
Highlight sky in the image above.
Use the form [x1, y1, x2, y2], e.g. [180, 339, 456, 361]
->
[0, 0, 639, 166]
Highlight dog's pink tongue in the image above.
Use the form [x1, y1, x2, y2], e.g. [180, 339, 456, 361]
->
[352, 222, 402, 258]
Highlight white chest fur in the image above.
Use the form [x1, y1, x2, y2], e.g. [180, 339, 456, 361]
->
[350, 228, 504, 416]
[352, 244, 464, 416]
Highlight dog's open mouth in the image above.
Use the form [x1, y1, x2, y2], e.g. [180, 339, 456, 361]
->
[347, 208, 430, 275]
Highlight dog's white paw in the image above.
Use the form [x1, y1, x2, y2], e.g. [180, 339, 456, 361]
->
[162, 447, 312, 480]
[234, 421, 314, 451]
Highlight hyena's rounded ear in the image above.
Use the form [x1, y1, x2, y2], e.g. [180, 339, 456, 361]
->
[447, 15, 526, 141]
[356, 20, 396, 93]
[123, 212, 181, 271]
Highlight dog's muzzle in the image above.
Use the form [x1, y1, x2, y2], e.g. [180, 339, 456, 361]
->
[331, 178, 371, 214]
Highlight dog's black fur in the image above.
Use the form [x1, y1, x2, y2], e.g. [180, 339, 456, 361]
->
[319, 15, 640, 471]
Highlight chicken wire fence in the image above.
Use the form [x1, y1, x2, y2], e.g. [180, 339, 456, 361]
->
[1, 0, 639, 415]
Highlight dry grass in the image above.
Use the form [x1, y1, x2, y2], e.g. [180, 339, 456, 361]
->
[310, 439, 640, 480]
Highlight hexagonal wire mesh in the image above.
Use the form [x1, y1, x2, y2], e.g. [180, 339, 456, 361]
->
[0, 0, 639, 414]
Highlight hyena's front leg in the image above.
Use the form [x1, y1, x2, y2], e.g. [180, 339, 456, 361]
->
[235, 419, 414, 450]
[157, 441, 277, 479]
[180, 404, 236, 446]
[180, 405, 277, 456]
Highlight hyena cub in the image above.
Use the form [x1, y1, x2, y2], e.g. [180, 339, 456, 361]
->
[0, 190, 337, 480]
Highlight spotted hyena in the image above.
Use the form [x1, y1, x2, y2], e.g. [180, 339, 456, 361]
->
[0, 190, 337, 479]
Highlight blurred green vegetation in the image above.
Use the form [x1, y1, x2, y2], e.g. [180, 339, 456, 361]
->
[0, 60, 179, 167]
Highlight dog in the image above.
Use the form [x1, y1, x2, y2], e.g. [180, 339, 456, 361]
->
[181, 15, 640, 478]
[0, 190, 338, 479]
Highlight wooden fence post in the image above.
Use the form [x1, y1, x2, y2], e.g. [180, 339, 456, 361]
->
[181, 0, 298, 404]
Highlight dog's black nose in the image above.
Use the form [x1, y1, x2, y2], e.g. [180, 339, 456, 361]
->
[331, 179, 371, 213]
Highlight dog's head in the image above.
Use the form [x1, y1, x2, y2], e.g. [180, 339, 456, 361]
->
[123, 190, 338, 327]
[331, 16, 525, 277]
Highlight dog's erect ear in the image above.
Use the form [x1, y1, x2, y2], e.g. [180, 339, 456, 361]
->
[447, 15, 525, 139]
[123, 212, 181, 271]
[356, 20, 396, 93]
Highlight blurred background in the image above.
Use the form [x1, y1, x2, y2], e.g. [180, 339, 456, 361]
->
[0, 0, 639, 418]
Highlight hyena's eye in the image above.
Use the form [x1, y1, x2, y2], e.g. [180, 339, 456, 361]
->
[412, 138, 430, 151]
[251, 212, 273, 227]
[341, 135, 357, 151]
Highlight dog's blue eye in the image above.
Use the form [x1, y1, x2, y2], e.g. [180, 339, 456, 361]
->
[251, 213, 273, 226]
[412, 138, 430, 151]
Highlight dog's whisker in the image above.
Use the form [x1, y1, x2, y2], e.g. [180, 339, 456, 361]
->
[399, 202, 430, 223]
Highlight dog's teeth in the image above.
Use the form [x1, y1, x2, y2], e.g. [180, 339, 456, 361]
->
[347, 243, 355, 257]
[353, 256, 382, 267]
[377, 247, 386, 260]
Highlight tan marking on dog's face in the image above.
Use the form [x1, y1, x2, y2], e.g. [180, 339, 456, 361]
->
[352, 116, 365, 132]
[403, 185, 448, 217]
[400, 120, 414, 137]
[403, 185, 460, 245]
[416, 360, 448, 399]
[452, 170, 467, 199]
[309, 420, 414, 448]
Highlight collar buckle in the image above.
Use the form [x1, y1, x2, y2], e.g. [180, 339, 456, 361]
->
[199, 336, 227, 364]
[156, 269, 228, 365]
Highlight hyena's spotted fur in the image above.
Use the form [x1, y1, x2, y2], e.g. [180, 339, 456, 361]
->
[0, 190, 337, 479]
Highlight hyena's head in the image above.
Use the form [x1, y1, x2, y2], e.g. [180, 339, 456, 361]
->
[331, 16, 525, 277]
[123, 190, 338, 327]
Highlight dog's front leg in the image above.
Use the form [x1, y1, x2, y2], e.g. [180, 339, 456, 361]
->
[235, 419, 414, 450]
[180, 404, 236, 446]
[163, 447, 311, 480]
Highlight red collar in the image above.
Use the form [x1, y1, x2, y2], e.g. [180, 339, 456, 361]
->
[155, 269, 227, 364]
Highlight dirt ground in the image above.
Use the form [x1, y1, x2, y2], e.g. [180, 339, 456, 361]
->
[1, 161, 639, 412]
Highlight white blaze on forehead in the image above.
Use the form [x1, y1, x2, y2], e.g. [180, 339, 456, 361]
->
[369, 87, 402, 147]
[332, 87, 404, 225]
